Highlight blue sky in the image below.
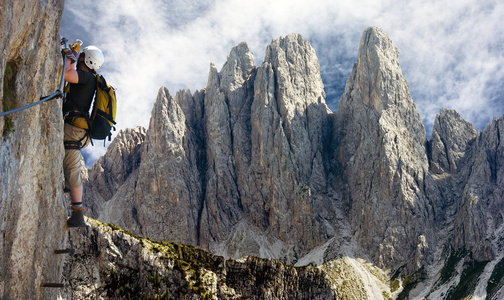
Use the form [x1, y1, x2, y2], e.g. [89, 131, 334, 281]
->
[60, 0, 504, 165]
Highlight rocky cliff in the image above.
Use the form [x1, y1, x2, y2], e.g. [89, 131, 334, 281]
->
[333, 27, 434, 272]
[0, 1, 67, 300]
[60, 217, 393, 299]
[83, 27, 504, 299]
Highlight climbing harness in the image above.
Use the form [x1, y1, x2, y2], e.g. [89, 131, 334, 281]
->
[0, 37, 71, 117]
[63, 140, 85, 150]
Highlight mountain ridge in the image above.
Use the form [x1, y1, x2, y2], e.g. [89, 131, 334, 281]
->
[81, 26, 504, 298]
[1, 1, 503, 298]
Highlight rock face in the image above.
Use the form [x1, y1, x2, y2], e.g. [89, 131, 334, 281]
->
[333, 27, 434, 271]
[452, 115, 504, 261]
[134, 87, 204, 245]
[62, 217, 400, 299]
[61, 218, 341, 299]
[429, 108, 478, 174]
[0, 1, 66, 299]
[84, 126, 146, 230]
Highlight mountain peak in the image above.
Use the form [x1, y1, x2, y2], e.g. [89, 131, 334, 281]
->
[429, 108, 477, 173]
[340, 26, 409, 115]
[264, 33, 326, 108]
[334, 26, 431, 271]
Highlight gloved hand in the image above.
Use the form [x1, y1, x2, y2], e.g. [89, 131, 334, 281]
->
[62, 48, 77, 63]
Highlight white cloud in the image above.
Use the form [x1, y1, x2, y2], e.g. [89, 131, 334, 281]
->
[380, 0, 504, 131]
[60, 0, 504, 164]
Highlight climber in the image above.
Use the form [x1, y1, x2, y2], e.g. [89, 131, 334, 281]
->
[62, 43, 104, 227]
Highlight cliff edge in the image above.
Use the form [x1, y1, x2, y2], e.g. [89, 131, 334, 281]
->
[0, 1, 67, 299]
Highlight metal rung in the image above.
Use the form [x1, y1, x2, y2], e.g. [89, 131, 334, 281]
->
[41, 283, 65, 288]
[54, 248, 75, 254]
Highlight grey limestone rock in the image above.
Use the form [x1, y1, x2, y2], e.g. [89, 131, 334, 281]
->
[84, 126, 146, 219]
[61, 218, 337, 299]
[0, 1, 67, 299]
[133, 87, 204, 245]
[333, 27, 433, 271]
[429, 108, 477, 174]
[452, 115, 504, 261]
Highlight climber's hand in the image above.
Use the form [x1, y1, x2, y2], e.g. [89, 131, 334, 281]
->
[62, 48, 76, 64]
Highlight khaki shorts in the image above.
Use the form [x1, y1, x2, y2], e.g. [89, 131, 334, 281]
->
[63, 123, 90, 190]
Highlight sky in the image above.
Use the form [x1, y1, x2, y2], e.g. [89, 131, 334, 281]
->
[60, 0, 504, 165]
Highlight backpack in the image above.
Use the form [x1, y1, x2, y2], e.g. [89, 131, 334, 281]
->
[63, 73, 117, 147]
[89, 74, 117, 142]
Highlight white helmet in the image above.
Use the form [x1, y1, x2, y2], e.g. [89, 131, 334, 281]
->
[82, 45, 104, 71]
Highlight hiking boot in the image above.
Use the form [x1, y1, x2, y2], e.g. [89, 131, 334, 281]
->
[67, 205, 86, 227]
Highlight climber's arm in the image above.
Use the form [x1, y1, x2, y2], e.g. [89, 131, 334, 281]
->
[64, 56, 79, 84]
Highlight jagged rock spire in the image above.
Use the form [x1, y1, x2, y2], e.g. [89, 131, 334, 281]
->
[429, 108, 477, 174]
[334, 26, 432, 270]
[453, 115, 504, 261]
[200, 34, 332, 259]
[132, 87, 204, 245]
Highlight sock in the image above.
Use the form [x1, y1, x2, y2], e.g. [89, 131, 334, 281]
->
[71, 202, 83, 209]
